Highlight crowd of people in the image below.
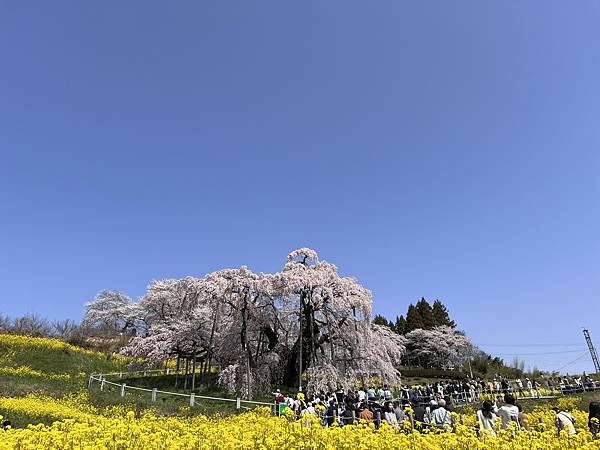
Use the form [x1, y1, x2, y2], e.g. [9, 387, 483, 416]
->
[273, 379, 600, 437]
[476, 395, 600, 437]
[481, 374, 599, 397]
[392, 375, 599, 404]
[554, 374, 599, 393]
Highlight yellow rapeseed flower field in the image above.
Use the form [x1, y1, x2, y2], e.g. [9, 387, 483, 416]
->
[0, 366, 74, 381]
[0, 334, 98, 356]
[1, 394, 600, 450]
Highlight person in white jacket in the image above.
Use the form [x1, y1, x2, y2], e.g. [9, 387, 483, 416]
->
[526, 378, 534, 397]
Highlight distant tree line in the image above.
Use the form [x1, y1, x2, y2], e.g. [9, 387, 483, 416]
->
[0, 311, 131, 353]
[373, 297, 456, 335]
[0, 312, 80, 340]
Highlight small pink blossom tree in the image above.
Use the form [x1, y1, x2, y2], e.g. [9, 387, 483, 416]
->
[405, 325, 474, 369]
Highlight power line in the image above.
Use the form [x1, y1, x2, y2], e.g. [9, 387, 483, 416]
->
[490, 349, 587, 357]
[552, 352, 589, 373]
[476, 343, 582, 347]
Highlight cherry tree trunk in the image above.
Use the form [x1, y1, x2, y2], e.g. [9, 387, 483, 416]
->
[282, 302, 320, 388]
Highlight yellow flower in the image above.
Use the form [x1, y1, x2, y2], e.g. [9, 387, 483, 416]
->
[0, 392, 597, 450]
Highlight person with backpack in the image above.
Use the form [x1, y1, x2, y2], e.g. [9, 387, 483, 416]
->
[554, 406, 577, 435]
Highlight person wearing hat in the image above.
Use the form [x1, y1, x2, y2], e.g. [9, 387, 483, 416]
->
[275, 389, 285, 405]
[526, 378, 534, 397]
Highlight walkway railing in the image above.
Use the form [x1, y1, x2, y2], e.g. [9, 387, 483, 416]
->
[416, 383, 600, 408]
[88, 369, 275, 412]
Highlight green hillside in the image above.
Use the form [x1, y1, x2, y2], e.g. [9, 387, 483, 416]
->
[0, 333, 119, 397]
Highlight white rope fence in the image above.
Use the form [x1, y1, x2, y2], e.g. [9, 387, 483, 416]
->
[88, 370, 275, 412]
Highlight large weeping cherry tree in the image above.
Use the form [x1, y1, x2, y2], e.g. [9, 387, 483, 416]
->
[83, 248, 408, 398]
[276, 248, 375, 389]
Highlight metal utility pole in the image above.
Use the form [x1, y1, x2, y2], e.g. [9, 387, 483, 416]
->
[583, 328, 600, 374]
[298, 297, 303, 392]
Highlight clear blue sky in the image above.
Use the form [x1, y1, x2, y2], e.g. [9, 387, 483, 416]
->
[1, 1, 599, 374]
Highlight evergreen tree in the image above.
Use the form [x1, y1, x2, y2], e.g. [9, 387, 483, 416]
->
[432, 299, 456, 328]
[393, 315, 406, 335]
[404, 304, 423, 333]
[415, 297, 435, 329]
[373, 314, 391, 328]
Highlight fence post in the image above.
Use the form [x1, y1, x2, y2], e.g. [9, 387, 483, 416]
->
[152, 388, 157, 402]
[88, 376, 93, 389]
[119, 372, 123, 379]
[236, 398, 241, 410]
[190, 393, 195, 407]
[166, 368, 170, 375]
[120, 383, 126, 397]
[143, 370, 147, 377]
[100, 378, 105, 391]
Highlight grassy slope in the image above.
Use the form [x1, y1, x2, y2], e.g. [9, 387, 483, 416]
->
[0, 333, 119, 397]
[90, 372, 276, 416]
[0, 334, 268, 422]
